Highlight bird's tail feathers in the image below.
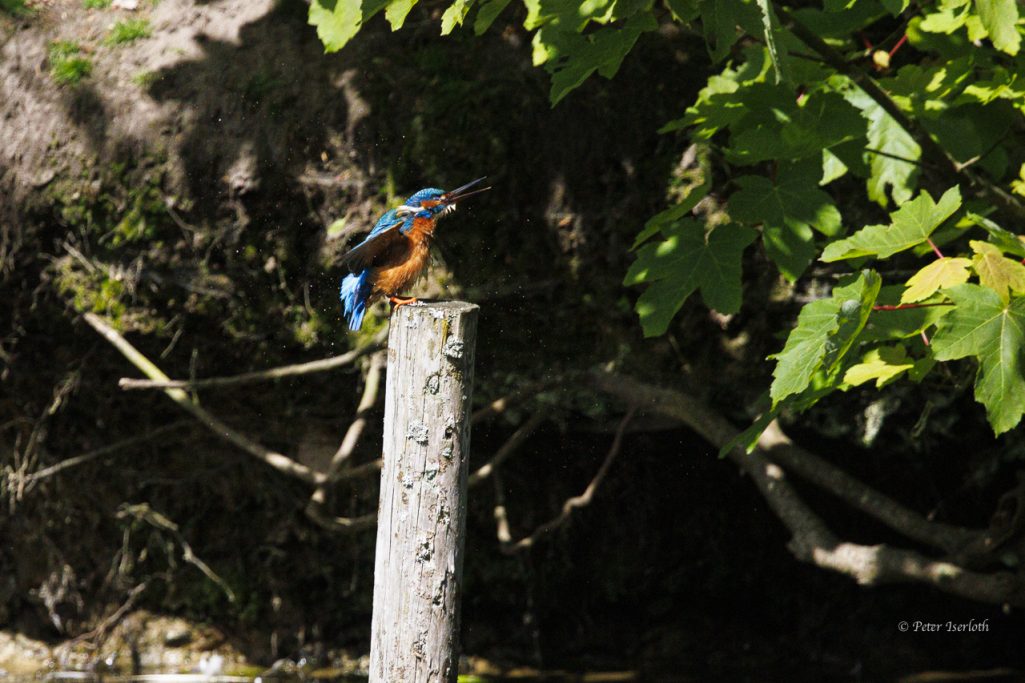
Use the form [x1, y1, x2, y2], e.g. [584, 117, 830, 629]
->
[340, 271, 373, 331]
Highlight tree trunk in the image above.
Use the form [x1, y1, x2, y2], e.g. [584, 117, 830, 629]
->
[369, 301, 479, 683]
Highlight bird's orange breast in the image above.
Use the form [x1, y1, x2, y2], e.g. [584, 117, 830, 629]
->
[371, 218, 435, 296]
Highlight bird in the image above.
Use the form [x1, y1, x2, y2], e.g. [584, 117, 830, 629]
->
[339, 177, 491, 331]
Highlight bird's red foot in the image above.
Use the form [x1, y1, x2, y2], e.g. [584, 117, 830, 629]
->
[388, 295, 419, 309]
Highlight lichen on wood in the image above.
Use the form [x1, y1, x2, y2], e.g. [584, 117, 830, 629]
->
[369, 301, 478, 683]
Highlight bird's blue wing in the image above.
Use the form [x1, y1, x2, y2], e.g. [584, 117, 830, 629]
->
[340, 216, 406, 273]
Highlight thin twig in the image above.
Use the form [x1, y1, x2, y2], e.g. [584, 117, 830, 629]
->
[117, 503, 236, 603]
[69, 582, 148, 647]
[303, 506, 378, 533]
[333, 457, 383, 481]
[471, 377, 570, 423]
[501, 408, 635, 553]
[864, 147, 932, 169]
[306, 408, 549, 533]
[327, 351, 386, 476]
[84, 313, 324, 486]
[492, 471, 513, 545]
[118, 327, 388, 391]
[468, 412, 546, 487]
[22, 422, 189, 486]
[307, 351, 386, 525]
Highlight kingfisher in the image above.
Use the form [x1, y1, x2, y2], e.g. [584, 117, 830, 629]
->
[339, 177, 491, 331]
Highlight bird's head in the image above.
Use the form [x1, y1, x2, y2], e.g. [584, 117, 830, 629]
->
[395, 177, 490, 221]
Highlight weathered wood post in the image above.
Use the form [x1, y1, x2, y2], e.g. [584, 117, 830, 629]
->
[369, 301, 479, 683]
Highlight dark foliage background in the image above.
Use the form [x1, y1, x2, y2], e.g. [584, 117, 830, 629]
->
[2, 0, 1023, 679]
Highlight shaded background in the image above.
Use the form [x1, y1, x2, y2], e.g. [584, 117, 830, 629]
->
[2, 0, 1023, 679]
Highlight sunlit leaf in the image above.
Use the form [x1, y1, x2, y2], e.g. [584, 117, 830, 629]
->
[821, 187, 961, 261]
[971, 240, 1025, 302]
[901, 257, 972, 303]
[769, 270, 881, 404]
[754, 0, 787, 83]
[310, 0, 391, 51]
[965, 213, 1025, 258]
[718, 405, 779, 457]
[846, 89, 921, 207]
[385, 0, 418, 29]
[441, 0, 475, 35]
[932, 284, 1025, 434]
[309, 0, 363, 52]
[844, 345, 915, 388]
[975, 0, 1021, 54]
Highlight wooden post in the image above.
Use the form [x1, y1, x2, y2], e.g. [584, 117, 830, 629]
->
[369, 301, 479, 683]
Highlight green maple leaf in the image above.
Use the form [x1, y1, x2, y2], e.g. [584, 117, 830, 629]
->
[729, 162, 842, 281]
[624, 219, 757, 337]
[385, 0, 418, 29]
[770, 270, 882, 404]
[474, 0, 512, 34]
[901, 257, 972, 303]
[821, 187, 961, 261]
[441, 0, 474, 34]
[843, 345, 916, 388]
[966, 213, 1025, 259]
[310, 0, 393, 50]
[975, 0, 1021, 55]
[699, 0, 743, 62]
[309, 0, 363, 52]
[631, 183, 710, 250]
[846, 90, 921, 207]
[729, 89, 866, 165]
[971, 240, 1025, 302]
[932, 284, 1025, 434]
[540, 12, 658, 105]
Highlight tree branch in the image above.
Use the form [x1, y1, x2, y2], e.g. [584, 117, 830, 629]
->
[591, 372, 1025, 606]
[757, 421, 978, 554]
[308, 410, 549, 534]
[499, 408, 634, 554]
[471, 378, 567, 423]
[118, 327, 388, 391]
[468, 412, 546, 487]
[22, 421, 189, 486]
[306, 351, 386, 526]
[84, 313, 325, 486]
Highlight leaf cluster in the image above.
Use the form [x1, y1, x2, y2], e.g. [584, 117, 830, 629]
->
[306, 0, 1025, 435]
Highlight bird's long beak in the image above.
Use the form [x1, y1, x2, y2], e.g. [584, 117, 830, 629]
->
[443, 176, 491, 203]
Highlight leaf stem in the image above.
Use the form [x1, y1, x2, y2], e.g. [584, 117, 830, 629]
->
[872, 302, 953, 311]
[888, 34, 908, 58]
[926, 237, 944, 259]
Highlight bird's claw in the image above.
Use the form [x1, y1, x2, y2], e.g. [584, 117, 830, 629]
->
[389, 295, 419, 309]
